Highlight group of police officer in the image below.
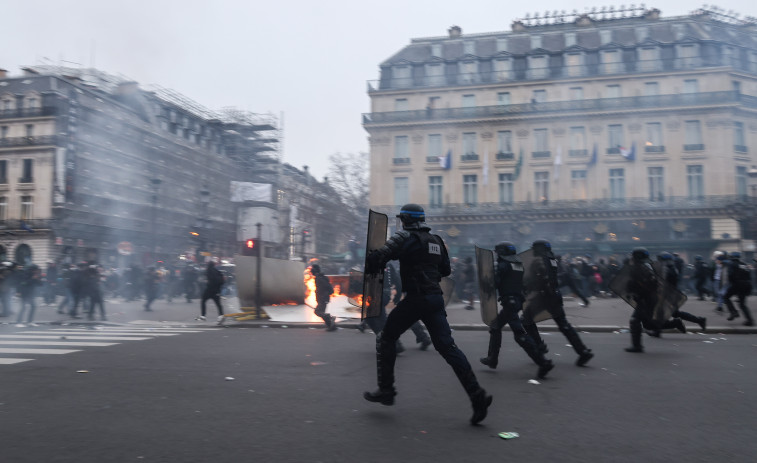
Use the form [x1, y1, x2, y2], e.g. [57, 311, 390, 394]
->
[360, 203, 746, 425]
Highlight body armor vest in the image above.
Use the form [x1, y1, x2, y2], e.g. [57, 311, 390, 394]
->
[398, 230, 445, 295]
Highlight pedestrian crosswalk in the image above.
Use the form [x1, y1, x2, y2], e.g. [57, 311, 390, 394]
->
[0, 324, 218, 366]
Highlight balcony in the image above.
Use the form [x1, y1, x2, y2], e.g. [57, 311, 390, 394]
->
[0, 218, 54, 231]
[392, 157, 410, 165]
[364, 91, 746, 126]
[461, 153, 479, 162]
[569, 149, 588, 157]
[645, 145, 665, 153]
[684, 144, 705, 152]
[606, 147, 621, 154]
[496, 152, 514, 160]
[735, 145, 748, 154]
[532, 151, 551, 158]
[0, 107, 56, 120]
[426, 156, 441, 163]
[0, 135, 57, 148]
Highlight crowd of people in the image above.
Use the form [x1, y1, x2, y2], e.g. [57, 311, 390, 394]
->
[0, 260, 236, 326]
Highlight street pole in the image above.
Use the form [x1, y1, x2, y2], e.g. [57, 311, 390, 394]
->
[255, 222, 262, 319]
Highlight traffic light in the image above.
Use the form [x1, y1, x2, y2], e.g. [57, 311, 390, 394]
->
[302, 229, 311, 245]
[242, 238, 259, 256]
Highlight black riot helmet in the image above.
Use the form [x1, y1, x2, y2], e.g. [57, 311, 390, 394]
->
[495, 241, 517, 257]
[631, 247, 649, 261]
[532, 239, 552, 256]
[657, 251, 673, 261]
[396, 203, 426, 227]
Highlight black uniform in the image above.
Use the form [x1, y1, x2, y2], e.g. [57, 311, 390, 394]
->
[311, 265, 336, 331]
[363, 213, 491, 425]
[724, 256, 754, 326]
[521, 242, 594, 366]
[480, 250, 553, 379]
[649, 255, 705, 335]
[694, 257, 711, 300]
[625, 253, 659, 352]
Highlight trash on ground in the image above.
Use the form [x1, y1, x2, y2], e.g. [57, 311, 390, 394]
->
[225, 377, 235, 381]
[528, 379, 540, 385]
[499, 432, 520, 439]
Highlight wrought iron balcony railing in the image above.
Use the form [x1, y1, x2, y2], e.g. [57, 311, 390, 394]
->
[392, 157, 411, 165]
[363, 91, 746, 126]
[0, 107, 56, 120]
[684, 143, 705, 151]
[496, 152, 514, 160]
[461, 153, 479, 162]
[645, 145, 666, 153]
[0, 219, 54, 231]
[0, 135, 57, 148]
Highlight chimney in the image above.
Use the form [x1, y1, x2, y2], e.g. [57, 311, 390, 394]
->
[448, 25, 462, 38]
[0, 69, 7, 79]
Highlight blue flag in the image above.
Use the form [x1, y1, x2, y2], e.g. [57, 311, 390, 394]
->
[588, 144, 597, 167]
[20, 221, 33, 233]
[438, 149, 452, 170]
[620, 142, 636, 161]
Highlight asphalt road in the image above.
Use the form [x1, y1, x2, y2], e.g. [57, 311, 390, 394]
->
[1, 320, 756, 463]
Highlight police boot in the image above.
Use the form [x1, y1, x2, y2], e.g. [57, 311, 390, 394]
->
[559, 323, 593, 366]
[741, 305, 755, 326]
[480, 329, 502, 369]
[363, 388, 396, 406]
[625, 318, 644, 353]
[469, 388, 493, 425]
[726, 299, 740, 320]
[697, 317, 707, 331]
[374, 333, 397, 395]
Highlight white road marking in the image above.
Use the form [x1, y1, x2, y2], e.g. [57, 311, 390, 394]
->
[0, 335, 151, 341]
[0, 358, 33, 365]
[0, 341, 118, 347]
[0, 348, 80, 355]
[22, 331, 178, 337]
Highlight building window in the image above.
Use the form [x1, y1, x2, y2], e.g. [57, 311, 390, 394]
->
[565, 53, 584, 77]
[0, 160, 6, 183]
[534, 171, 549, 202]
[498, 173, 514, 204]
[569, 126, 587, 156]
[459, 61, 479, 84]
[531, 35, 542, 49]
[645, 122, 664, 152]
[723, 46, 739, 67]
[394, 98, 408, 111]
[687, 165, 704, 199]
[429, 176, 443, 208]
[571, 170, 587, 200]
[497, 92, 511, 105]
[425, 63, 445, 86]
[25, 124, 33, 138]
[493, 59, 513, 81]
[532, 89, 547, 103]
[569, 87, 584, 100]
[565, 32, 576, 47]
[496, 38, 508, 52]
[26, 97, 38, 109]
[463, 174, 478, 205]
[427, 134, 442, 162]
[684, 121, 703, 150]
[496, 131, 513, 157]
[394, 136, 409, 163]
[606, 84, 621, 99]
[683, 79, 699, 94]
[462, 132, 477, 157]
[21, 159, 33, 183]
[608, 124, 624, 153]
[1, 99, 11, 111]
[0, 126, 7, 138]
[736, 166, 748, 197]
[734, 121, 747, 153]
[392, 65, 411, 88]
[20, 195, 33, 220]
[638, 47, 661, 71]
[676, 44, 701, 68]
[600, 49, 622, 74]
[609, 168, 625, 201]
[600, 30, 612, 44]
[648, 166, 664, 202]
[431, 43, 442, 57]
[0, 196, 6, 220]
[464, 40, 476, 55]
[533, 128, 549, 157]
[462, 94, 476, 108]
[394, 177, 409, 206]
[644, 82, 659, 96]
[527, 55, 548, 79]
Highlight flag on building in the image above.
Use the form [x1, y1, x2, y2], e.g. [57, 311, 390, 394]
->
[482, 147, 489, 185]
[588, 144, 598, 167]
[20, 221, 34, 233]
[438, 149, 452, 170]
[514, 148, 524, 180]
[620, 142, 636, 161]
[553, 146, 562, 181]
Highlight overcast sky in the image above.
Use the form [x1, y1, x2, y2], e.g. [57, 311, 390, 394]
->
[3, 0, 753, 179]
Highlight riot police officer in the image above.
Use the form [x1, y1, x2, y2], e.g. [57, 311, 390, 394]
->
[624, 247, 667, 352]
[363, 204, 492, 425]
[648, 252, 705, 335]
[480, 241, 553, 379]
[521, 240, 594, 366]
[724, 252, 754, 326]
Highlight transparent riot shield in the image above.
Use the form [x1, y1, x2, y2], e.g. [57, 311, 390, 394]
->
[517, 248, 553, 323]
[475, 246, 498, 327]
[441, 276, 456, 307]
[609, 261, 685, 327]
[347, 269, 364, 308]
[361, 210, 389, 319]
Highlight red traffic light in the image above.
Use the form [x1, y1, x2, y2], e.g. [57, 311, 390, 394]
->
[246, 239, 255, 249]
[242, 239, 259, 256]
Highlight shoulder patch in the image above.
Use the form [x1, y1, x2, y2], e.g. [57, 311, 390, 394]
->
[428, 242, 441, 255]
[511, 262, 524, 272]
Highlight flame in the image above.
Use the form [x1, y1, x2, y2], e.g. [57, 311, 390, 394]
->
[304, 269, 344, 307]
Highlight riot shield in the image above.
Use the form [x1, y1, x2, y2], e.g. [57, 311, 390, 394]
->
[441, 276, 456, 307]
[609, 262, 685, 327]
[475, 246, 498, 327]
[517, 248, 553, 323]
[361, 210, 389, 319]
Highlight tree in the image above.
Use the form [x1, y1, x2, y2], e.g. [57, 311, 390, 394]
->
[327, 152, 370, 218]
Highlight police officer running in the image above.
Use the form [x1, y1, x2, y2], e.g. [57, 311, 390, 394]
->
[480, 241, 554, 379]
[521, 240, 594, 367]
[363, 204, 492, 425]
[724, 252, 755, 326]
